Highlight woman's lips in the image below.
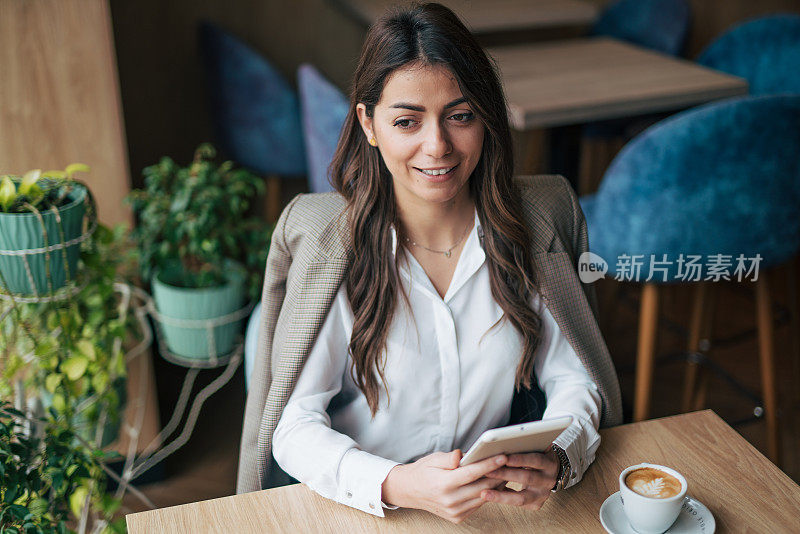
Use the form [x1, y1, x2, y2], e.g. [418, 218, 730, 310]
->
[413, 163, 459, 182]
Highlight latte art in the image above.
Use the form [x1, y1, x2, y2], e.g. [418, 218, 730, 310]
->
[625, 468, 682, 499]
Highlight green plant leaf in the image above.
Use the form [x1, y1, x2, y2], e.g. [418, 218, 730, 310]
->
[61, 356, 88, 381]
[99, 493, 121, 516]
[4, 484, 18, 503]
[51, 394, 66, 414]
[8, 504, 28, 519]
[27, 498, 48, 518]
[0, 175, 16, 211]
[64, 163, 90, 179]
[76, 340, 96, 362]
[18, 169, 41, 195]
[68, 486, 88, 519]
[44, 374, 62, 394]
[90, 372, 108, 394]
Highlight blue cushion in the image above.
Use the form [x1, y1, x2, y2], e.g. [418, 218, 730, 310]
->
[592, 0, 690, 56]
[297, 64, 349, 193]
[200, 22, 306, 176]
[697, 14, 800, 96]
[582, 95, 800, 282]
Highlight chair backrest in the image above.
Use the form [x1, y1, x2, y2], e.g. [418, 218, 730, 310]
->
[697, 14, 800, 95]
[589, 95, 800, 274]
[199, 22, 306, 176]
[297, 64, 349, 194]
[592, 0, 690, 56]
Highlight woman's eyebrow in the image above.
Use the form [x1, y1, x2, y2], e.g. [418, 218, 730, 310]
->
[388, 96, 468, 112]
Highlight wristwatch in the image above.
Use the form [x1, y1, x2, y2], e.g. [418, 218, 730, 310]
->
[551, 444, 571, 491]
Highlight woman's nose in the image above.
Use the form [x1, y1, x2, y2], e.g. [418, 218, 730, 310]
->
[422, 122, 452, 159]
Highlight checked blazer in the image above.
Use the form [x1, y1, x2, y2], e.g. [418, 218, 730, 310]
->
[236, 174, 623, 493]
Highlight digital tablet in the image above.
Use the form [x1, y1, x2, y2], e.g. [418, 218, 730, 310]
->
[459, 416, 573, 466]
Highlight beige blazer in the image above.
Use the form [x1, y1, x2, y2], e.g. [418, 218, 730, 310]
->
[237, 174, 623, 493]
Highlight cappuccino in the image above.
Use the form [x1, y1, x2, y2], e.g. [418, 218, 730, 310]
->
[625, 467, 683, 499]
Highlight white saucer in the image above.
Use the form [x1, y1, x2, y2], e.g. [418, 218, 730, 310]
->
[599, 492, 715, 534]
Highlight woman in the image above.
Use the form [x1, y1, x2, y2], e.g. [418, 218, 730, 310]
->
[237, 2, 622, 524]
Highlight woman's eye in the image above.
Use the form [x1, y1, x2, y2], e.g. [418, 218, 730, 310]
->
[450, 112, 475, 122]
[393, 118, 417, 129]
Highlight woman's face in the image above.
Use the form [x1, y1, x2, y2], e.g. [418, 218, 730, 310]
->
[357, 63, 485, 209]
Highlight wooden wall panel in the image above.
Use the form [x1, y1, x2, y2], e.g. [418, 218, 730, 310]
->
[0, 0, 132, 225]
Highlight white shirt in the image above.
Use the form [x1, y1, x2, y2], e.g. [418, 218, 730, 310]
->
[272, 211, 602, 517]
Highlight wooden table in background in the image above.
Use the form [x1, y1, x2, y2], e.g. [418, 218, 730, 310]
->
[489, 37, 749, 130]
[126, 410, 800, 533]
[334, 0, 599, 34]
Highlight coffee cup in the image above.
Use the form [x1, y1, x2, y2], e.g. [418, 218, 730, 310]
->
[618, 463, 687, 533]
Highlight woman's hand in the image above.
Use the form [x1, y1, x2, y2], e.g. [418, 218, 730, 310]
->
[479, 447, 560, 511]
[381, 450, 508, 524]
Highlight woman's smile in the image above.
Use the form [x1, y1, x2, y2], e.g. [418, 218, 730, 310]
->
[413, 163, 459, 182]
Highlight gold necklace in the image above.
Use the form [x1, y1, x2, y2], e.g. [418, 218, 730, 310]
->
[403, 221, 471, 258]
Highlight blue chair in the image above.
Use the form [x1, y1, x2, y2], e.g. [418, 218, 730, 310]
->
[297, 64, 349, 194]
[581, 95, 800, 463]
[697, 14, 800, 95]
[591, 0, 691, 56]
[199, 22, 306, 221]
[579, 0, 692, 194]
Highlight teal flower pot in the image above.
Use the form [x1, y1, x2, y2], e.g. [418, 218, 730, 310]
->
[0, 185, 87, 296]
[152, 260, 246, 361]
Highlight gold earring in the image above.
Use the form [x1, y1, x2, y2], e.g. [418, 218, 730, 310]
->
[369, 137, 377, 147]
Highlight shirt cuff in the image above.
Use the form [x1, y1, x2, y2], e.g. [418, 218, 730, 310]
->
[335, 448, 401, 517]
[552, 421, 600, 489]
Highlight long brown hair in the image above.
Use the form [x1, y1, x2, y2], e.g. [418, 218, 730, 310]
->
[329, 2, 541, 416]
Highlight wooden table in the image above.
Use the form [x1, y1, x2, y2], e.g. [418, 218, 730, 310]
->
[335, 0, 599, 34]
[126, 410, 800, 533]
[489, 37, 749, 130]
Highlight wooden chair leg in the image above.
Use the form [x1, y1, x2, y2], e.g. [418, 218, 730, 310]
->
[266, 175, 282, 223]
[788, 256, 800, 407]
[683, 283, 708, 412]
[634, 283, 660, 422]
[755, 273, 780, 465]
[599, 279, 621, 336]
[578, 136, 599, 195]
[692, 285, 717, 412]
[523, 129, 547, 174]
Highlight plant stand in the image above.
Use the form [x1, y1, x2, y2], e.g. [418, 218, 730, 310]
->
[111, 286, 251, 503]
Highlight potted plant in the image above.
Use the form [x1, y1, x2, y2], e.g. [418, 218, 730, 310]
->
[1, 222, 137, 443]
[127, 143, 271, 361]
[1, 220, 140, 534]
[0, 164, 92, 296]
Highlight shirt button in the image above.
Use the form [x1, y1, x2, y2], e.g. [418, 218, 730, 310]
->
[346, 491, 352, 498]
[369, 503, 375, 509]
